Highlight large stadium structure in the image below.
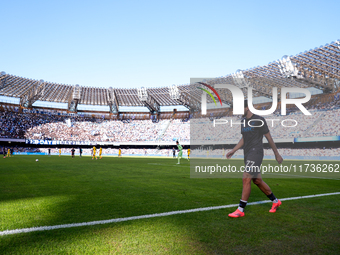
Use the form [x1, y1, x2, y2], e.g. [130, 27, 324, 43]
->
[1, 40, 340, 154]
[1, 40, 339, 117]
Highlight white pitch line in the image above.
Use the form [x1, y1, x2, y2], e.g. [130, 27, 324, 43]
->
[1, 192, 340, 236]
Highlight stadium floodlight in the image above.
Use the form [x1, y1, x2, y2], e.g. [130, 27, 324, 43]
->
[137, 87, 148, 101]
[169, 84, 180, 100]
[232, 70, 249, 87]
[73, 84, 81, 100]
[277, 55, 299, 78]
[37, 79, 45, 96]
[0, 71, 6, 77]
[232, 69, 244, 79]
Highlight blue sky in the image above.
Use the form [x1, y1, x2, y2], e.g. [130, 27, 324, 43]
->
[1, 0, 339, 89]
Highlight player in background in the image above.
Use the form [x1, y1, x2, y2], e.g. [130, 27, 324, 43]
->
[172, 147, 176, 158]
[7, 148, 11, 157]
[176, 141, 189, 164]
[71, 148, 75, 158]
[48, 148, 51, 157]
[118, 148, 122, 158]
[187, 148, 190, 160]
[99, 147, 103, 159]
[79, 147, 82, 158]
[226, 100, 283, 218]
[2, 146, 6, 158]
[59, 148, 61, 157]
[92, 146, 97, 160]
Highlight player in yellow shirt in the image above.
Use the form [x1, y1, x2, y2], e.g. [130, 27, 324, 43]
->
[7, 148, 11, 157]
[92, 146, 97, 160]
[118, 148, 122, 158]
[99, 147, 103, 159]
[59, 148, 61, 157]
[187, 148, 190, 160]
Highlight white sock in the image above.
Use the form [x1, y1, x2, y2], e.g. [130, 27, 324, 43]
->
[273, 198, 278, 203]
[237, 206, 244, 212]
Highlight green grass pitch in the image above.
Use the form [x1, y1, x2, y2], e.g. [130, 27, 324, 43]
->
[0, 155, 339, 254]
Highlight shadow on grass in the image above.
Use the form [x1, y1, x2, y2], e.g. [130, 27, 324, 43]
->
[1, 156, 340, 254]
[1, 197, 340, 254]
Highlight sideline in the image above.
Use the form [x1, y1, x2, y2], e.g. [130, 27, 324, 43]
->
[1, 192, 339, 236]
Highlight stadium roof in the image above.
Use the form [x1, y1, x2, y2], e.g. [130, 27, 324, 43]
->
[1, 40, 339, 112]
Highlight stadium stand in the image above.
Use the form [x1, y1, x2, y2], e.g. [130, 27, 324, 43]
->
[1, 97, 339, 142]
[1, 40, 340, 159]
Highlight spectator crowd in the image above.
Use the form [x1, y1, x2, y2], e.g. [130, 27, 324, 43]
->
[1, 100, 339, 143]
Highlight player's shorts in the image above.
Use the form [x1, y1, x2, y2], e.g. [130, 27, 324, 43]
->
[178, 151, 183, 157]
[243, 148, 263, 176]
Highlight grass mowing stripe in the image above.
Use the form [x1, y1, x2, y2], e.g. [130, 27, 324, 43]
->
[1, 191, 339, 236]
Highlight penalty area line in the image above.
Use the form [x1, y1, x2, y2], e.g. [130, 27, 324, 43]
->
[1, 192, 340, 236]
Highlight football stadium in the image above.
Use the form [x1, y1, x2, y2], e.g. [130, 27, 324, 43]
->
[1, 39, 340, 254]
[1, 2, 340, 254]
